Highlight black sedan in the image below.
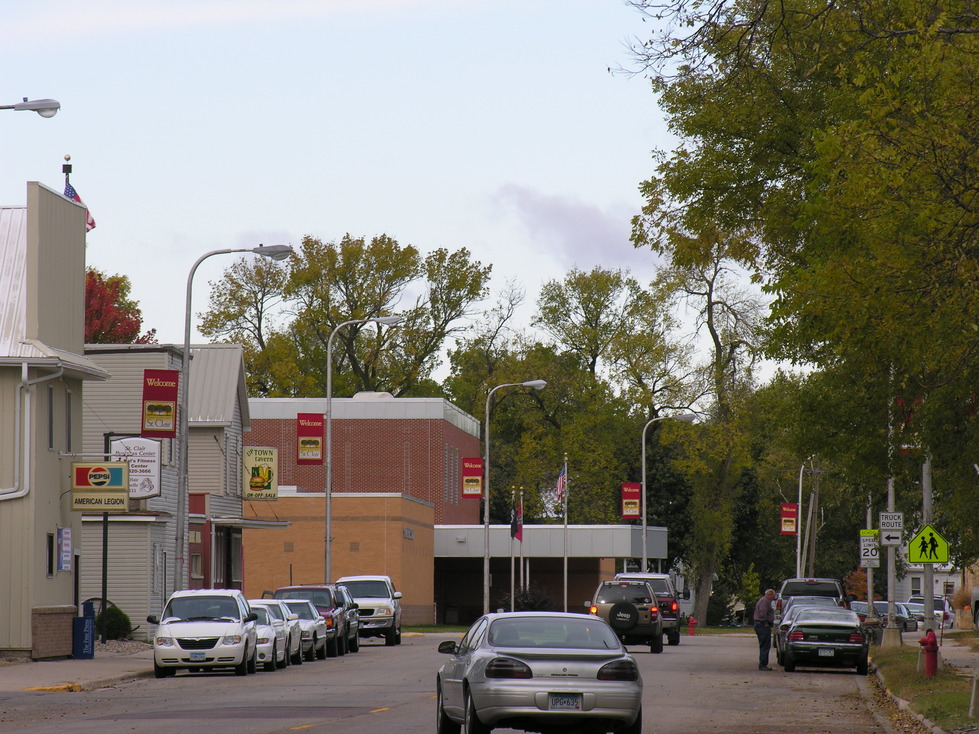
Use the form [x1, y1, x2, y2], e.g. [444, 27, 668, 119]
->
[781, 608, 869, 675]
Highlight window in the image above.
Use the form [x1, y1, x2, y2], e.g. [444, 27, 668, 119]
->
[190, 553, 203, 579]
[910, 576, 922, 596]
[46, 533, 55, 577]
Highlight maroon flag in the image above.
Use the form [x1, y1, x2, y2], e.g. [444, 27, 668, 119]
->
[510, 497, 523, 541]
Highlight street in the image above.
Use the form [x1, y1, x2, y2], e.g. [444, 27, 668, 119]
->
[0, 633, 926, 734]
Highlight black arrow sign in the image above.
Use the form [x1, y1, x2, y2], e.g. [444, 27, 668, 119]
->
[883, 533, 901, 543]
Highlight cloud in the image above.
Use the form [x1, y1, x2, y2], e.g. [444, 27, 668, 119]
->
[492, 183, 658, 274]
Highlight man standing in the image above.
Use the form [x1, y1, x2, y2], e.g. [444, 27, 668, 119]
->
[754, 589, 776, 670]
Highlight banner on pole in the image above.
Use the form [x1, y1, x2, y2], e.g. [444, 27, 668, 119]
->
[140, 369, 179, 439]
[296, 413, 324, 465]
[621, 482, 641, 520]
[781, 503, 798, 535]
[462, 457, 483, 498]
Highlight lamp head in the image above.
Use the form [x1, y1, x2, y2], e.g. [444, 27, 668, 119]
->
[674, 413, 697, 423]
[12, 98, 60, 117]
[523, 380, 547, 390]
[252, 244, 293, 261]
[372, 315, 402, 326]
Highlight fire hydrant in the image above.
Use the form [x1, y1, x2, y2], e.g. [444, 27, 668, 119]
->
[918, 629, 939, 678]
[688, 617, 697, 636]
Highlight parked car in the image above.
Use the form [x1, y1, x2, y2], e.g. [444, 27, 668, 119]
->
[777, 594, 842, 624]
[908, 596, 953, 628]
[613, 572, 682, 645]
[851, 600, 917, 633]
[436, 611, 643, 734]
[273, 585, 344, 656]
[251, 599, 303, 665]
[780, 608, 870, 674]
[774, 601, 851, 664]
[252, 604, 286, 671]
[281, 599, 328, 661]
[334, 583, 361, 653]
[776, 577, 850, 617]
[588, 579, 663, 653]
[146, 589, 258, 678]
[335, 574, 402, 645]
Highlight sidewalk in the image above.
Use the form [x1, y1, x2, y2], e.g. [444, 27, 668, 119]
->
[0, 643, 154, 693]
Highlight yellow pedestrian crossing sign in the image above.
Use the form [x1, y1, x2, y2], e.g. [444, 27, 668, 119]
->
[907, 524, 949, 565]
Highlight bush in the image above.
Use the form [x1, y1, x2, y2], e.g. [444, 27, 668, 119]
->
[95, 605, 132, 640]
[498, 582, 553, 612]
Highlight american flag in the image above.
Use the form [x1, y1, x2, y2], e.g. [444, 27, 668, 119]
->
[556, 465, 567, 503]
[64, 181, 96, 232]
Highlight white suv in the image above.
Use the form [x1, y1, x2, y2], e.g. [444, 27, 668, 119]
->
[335, 574, 402, 646]
[147, 589, 258, 678]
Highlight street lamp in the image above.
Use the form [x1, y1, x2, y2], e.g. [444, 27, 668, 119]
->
[174, 244, 293, 592]
[641, 413, 696, 571]
[325, 315, 402, 584]
[483, 379, 547, 614]
[0, 98, 60, 118]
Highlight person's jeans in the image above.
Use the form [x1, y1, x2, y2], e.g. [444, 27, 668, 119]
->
[754, 621, 772, 666]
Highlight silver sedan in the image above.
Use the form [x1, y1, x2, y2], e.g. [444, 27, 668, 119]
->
[436, 611, 642, 734]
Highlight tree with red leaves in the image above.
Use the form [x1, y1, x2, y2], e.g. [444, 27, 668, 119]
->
[85, 268, 157, 344]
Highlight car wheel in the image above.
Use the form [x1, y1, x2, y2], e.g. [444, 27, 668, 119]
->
[437, 680, 461, 734]
[292, 641, 304, 665]
[856, 656, 869, 675]
[317, 637, 328, 659]
[776, 645, 783, 666]
[783, 652, 796, 673]
[668, 629, 681, 646]
[349, 632, 360, 653]
[463, 689, 491, 734]
[327, 634, 340, 657]
[650, 634, 664, 654]
[385, 629, 397, 646]
[265, 643, 278, 672]
[338, 632, 347, 656]
[234, 655, 249, 676]
[153, 662, 174, 678]
[247, 646, 258, 674]
[621, 706, 642, 734]
[305, 637, 316, 662]
[395, 626, 402, 645]
[277, 642, 288, 669]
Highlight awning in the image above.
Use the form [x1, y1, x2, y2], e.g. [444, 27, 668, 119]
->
[208, 516, 291, 530]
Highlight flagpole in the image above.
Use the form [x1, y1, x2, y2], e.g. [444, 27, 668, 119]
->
[562, 454, 568, 612]
[510, 488, 515, 612]
[519, 489, 525, 593]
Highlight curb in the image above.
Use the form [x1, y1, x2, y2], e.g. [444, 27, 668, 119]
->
[869, 662, 945, 734]
[21, 668, 155, 693]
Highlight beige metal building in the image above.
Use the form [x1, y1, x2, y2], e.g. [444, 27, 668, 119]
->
[0, 183, 109, 657]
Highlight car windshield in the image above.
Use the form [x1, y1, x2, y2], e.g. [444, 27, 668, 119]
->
[164, 596, 240, 621]
[795, 609, 859, 625]
[277, 589, 334, 607]
[256, 603, 284, 621]
[488, 617, 621, 649]
[781, 581, 842, 597]
[253, 606, 270, 625]
[596, 584, 652, 604]
[619, 577, 671, 594]
[341, 580, 391, 598]
[285, 602, 316, 620]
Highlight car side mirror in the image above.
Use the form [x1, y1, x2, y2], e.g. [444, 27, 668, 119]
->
[583, 601, 591, 608]
[146, 615, 159, 625]
[438, 640, 458, 655]
[351, 602, 359, 609]
[682, 589, 691, 599]
[245, 612, 258, 623]
[394, 591, 403, 599]
[288, 613, 298, 621]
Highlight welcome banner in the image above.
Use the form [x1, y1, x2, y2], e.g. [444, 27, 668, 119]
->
[296, 413, 324, 465]
[141, 369, 179, 439]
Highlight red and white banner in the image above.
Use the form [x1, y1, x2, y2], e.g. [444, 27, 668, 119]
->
[296, 413, 324, 465]
[462, 457, 483, 498]
[141, 369, 179, 439]
[621, 482, 641, 520]
[780, 503, 798, 535]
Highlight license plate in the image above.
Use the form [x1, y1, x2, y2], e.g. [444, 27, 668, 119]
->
[189, 651, 206, 662]
[549, 693, 582, 711]
[818, 648, 835, 657]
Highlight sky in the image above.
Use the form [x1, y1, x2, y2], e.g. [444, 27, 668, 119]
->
[2, 0, 676, 366]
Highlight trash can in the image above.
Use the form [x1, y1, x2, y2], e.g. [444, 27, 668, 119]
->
[73, 601, 95, 659]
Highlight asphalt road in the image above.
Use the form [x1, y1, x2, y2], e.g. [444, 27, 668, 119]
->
[0, 633, 929, 734]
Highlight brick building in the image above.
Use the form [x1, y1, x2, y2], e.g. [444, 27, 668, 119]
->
[241, 393, 481, 624]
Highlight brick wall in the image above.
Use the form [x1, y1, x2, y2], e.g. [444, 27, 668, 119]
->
[31, 606, 76, 660]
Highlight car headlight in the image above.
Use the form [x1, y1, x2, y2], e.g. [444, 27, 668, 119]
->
[258, 636, 271, 644]
[301, 630, 312, 640]
[222, 634, 244, 645]
[376, 605, 393, 616]
[155, 636, 175, 647]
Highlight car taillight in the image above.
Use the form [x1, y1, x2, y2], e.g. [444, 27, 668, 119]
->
[589, 606, 598, 615]
[485, 657, 532, 679]
[670, 601, 678, 613]
[598, 660, 639, 681]
[789, 631, 805, 641]
[325, 618, 334, 629]
[849, 633, 864, 643]
[650, 605, 659, 616]
[776, 600, 783, 611]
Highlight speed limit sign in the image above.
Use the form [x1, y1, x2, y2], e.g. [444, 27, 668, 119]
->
[860, 529, 880, 568]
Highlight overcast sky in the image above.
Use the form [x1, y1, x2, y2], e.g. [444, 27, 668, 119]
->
[2, 0, 675, 361]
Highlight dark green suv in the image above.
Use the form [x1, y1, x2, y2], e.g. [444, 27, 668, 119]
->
[587, 579, 664, 653]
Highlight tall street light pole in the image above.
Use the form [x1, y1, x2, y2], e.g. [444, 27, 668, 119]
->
[641, 413, 696, 572]
[483, 379, 547, 615]
[325, 315, 401, 584]
[174, 244, 293, 593]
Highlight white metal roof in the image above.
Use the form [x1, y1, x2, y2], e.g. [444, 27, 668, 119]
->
[187, 343, 250, 430]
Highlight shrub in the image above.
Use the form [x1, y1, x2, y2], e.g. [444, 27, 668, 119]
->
[95, 605, 132, 640]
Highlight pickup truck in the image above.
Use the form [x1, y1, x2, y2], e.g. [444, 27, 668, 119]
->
[614, 572, 682, 645]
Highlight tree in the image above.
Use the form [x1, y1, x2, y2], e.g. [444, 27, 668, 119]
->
[85, 268, 156, 344]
